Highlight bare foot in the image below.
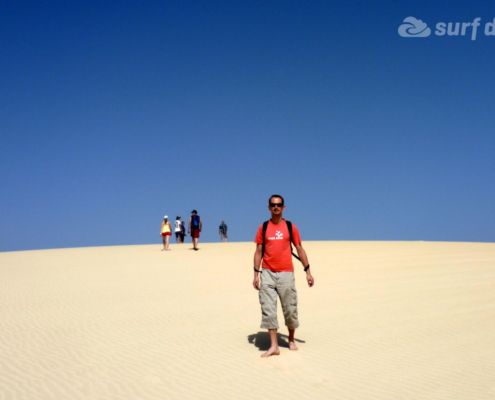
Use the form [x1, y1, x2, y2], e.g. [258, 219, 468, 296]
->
[260, 347, 280, 358]
[288, 341, 298, 351]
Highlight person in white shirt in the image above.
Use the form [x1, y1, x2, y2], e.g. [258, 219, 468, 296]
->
[174, 216, 182, 244]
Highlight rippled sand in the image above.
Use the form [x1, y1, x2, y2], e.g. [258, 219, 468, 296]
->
[1, 241, 495, 399]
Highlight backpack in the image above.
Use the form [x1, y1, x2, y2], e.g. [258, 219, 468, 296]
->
[191, 215, 200, 229]
[261, 220, 301, 261]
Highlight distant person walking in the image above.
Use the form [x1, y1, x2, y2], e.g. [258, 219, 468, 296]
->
[174, 216, 182, 244]
[160, 216, 172, 251]
[188, 210, 202, 251]
[253, 195, 314, 357]
[181, 221, 187, 243]
[219, 221, 228, 242]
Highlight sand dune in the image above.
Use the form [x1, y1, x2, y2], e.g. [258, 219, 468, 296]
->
[1, 241, 495, 399]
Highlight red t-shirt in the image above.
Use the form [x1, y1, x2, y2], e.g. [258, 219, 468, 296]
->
[254, 220, 301, 272]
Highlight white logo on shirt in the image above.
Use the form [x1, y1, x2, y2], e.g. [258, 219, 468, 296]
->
[268, 231, 284, 240]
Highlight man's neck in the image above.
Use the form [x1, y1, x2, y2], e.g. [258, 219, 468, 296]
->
[270, 215, 284, 224]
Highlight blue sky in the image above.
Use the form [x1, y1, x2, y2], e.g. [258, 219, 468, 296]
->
[1, 0, 494, 252]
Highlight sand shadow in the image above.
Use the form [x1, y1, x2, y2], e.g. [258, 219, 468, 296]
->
[247, 332, 305, 351]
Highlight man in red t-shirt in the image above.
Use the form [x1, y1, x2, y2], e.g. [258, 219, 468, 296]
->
[253, 194, 314, 358]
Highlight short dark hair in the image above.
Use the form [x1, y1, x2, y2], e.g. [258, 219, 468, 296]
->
[268, 194, 284, 205]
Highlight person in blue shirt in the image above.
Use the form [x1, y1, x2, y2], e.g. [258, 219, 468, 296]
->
[188, 210, 202, 250]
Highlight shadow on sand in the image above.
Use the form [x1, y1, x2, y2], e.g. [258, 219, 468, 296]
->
[247, 332, 305, 351]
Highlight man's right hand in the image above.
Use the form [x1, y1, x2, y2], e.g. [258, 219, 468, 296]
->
[253, 275, 260, 290]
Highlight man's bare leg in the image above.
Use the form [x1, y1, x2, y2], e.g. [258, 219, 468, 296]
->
[288, 329, 298, 351]
[261, 329, 280, 357]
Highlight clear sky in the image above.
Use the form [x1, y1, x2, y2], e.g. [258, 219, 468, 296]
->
[1, 0, 494, 252]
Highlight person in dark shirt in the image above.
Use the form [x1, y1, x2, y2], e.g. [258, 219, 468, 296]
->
[219, 221, 228, 242]
[180, 221, 186, 243]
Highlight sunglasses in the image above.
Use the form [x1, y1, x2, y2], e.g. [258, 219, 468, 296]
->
[269, 203, 284, 208]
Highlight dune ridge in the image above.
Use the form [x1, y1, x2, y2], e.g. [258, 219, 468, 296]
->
[1, 241, 495, 399]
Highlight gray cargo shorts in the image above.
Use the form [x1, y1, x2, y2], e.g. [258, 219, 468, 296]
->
[259, 268, 299, 330]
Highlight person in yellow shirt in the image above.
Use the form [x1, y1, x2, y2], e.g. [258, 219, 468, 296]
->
[160, 216, 172, 251]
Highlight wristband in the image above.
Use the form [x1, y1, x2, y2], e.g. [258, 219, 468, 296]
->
[254, 268, 262, 273]
[304, 265, 310, 271]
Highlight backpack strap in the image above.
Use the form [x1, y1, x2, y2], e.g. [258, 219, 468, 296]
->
[261, 220, 269, 260]
[285, 221, 301, 261]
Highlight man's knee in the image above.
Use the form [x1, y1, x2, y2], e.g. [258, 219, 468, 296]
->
[259, 286, 278, 329]
[280, 285, 299, 329]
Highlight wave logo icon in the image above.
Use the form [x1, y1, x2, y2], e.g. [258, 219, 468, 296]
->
[398, 17, 431, 37]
